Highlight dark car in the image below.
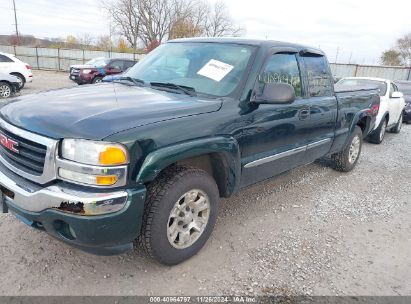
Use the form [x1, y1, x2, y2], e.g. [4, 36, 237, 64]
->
[395, 80, 411, 123]
[69, 58, 137, 85]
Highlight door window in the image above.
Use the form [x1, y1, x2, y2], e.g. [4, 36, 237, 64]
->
[258, 53, 302, 97]
[302, 55, 333, 97]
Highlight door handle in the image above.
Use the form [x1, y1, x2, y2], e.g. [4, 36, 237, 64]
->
[299, 108, 310, 120]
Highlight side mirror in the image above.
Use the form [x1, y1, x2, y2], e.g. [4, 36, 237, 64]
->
[255, 82, 296, 104]
[391, 92, 403, 98]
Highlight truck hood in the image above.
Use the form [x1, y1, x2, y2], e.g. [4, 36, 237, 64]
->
[0, 83, 222, 140]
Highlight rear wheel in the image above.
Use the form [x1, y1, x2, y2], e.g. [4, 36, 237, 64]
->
[139, 165, 219, 265]
[390, 114, 402, 134]
[0, 82, 13, 99]
[368, 118, 387, 144]
[331, 126, 363, 172]
[10, 73, 25, 89]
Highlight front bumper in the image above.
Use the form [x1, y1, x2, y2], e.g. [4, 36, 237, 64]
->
[0, 163, 146, 255]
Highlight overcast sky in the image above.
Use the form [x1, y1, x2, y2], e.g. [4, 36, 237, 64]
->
[1, 0, 410, 64]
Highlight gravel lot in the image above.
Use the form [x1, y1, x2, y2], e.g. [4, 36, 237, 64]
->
[0, 70, 410, 296]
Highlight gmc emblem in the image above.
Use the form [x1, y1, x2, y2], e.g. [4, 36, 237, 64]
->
[0, 133, 19, 153]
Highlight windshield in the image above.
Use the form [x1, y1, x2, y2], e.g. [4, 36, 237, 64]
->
[86, 57, 108, 67]
[125, 42, 255, 97]
[337, 79, 387, 96]
[395, 82, 411, 95]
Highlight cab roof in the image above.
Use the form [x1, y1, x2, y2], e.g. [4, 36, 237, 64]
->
[168, 37, 325, 56]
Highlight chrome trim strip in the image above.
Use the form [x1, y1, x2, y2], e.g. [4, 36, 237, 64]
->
[307, 138, 331, 150]
[244, 138, 332, 169]
[56, 157, 128, 188]
[0, 118, 58, 184]
[244, 146, 306, 168]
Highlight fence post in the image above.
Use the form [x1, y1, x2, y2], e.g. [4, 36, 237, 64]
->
[354, 64, 359, 77]
[13, 45, 16, 56]
[57, 48, 61, 71]
[408, 66, 411, 81]
[35, 47, 39, 70]
[83, 49, 85, 64]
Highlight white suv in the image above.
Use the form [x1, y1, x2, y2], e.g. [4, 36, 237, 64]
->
[337, 77, 405, 144]
[0, 51, 33, 89]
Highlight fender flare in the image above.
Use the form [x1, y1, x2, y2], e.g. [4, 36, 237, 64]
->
[136, 136, 242, 196]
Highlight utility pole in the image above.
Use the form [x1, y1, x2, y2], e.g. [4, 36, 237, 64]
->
[13, 0, 20, 44]
[12, 0, 19, 44]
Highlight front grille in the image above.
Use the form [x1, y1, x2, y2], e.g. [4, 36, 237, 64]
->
[70, 68, 80, 76]
[0, 127, 47, 175]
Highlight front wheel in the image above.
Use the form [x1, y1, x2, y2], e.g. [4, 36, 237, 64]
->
[331, 126, 363, 172]
[0, 82, 13, 99]
[139, 165, 219, 265]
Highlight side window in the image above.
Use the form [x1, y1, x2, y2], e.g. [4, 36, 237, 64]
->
[302, 55, 333, 97]
[258, 53, 302, 97]
[110, 60, 124, 70]
[0, 54, 13, 63]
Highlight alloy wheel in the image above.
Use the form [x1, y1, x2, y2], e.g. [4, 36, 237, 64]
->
[167, 189, 210, 249]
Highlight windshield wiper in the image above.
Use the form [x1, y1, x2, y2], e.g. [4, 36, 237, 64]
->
[114, 76, 146, 86]
[150, 82, 197, 97]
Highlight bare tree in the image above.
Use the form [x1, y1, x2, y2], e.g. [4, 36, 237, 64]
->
[397, 33, 411, 66]
[103, 0, 141, 49]
[203, 1, 245, 37]
[103, 0, 245, 48]
[381, 32, 411, 66]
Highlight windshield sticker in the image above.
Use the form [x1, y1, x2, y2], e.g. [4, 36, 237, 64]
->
[197, 59, 234, 82]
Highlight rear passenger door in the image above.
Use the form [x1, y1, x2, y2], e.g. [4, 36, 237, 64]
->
[299, 53, 337, 163]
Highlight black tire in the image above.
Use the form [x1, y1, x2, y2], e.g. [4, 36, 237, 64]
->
[92, 77, 103, 84]
[10, 73, 25, 89]
[389, 114, 402, 134]
[331, 126, 363, 172]
[0, 82, 13, 99]
[139, 165, 219, 265]
[367, 117, 387, 144]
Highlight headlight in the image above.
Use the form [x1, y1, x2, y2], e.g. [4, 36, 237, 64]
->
[59, 139, 129, 187]
[82, 69, 92, 74]
[61, 139, 129, 166]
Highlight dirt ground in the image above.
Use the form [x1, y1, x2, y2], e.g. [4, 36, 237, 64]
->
[0, 70, 410, 296]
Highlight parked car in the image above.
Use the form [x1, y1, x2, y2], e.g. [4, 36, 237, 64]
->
[337, 77, 405, 144]
[0, 38, 380, 265]
[0, 51, 33, 89]
[69, 58, 137, 85]
[0, 73, 20, 99]
[394, 80, 411, 124]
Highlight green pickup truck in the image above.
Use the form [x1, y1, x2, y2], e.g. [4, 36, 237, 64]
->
[0, 38, 380, 265]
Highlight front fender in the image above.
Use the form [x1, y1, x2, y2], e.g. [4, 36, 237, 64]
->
[136, 136, 241, 195]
